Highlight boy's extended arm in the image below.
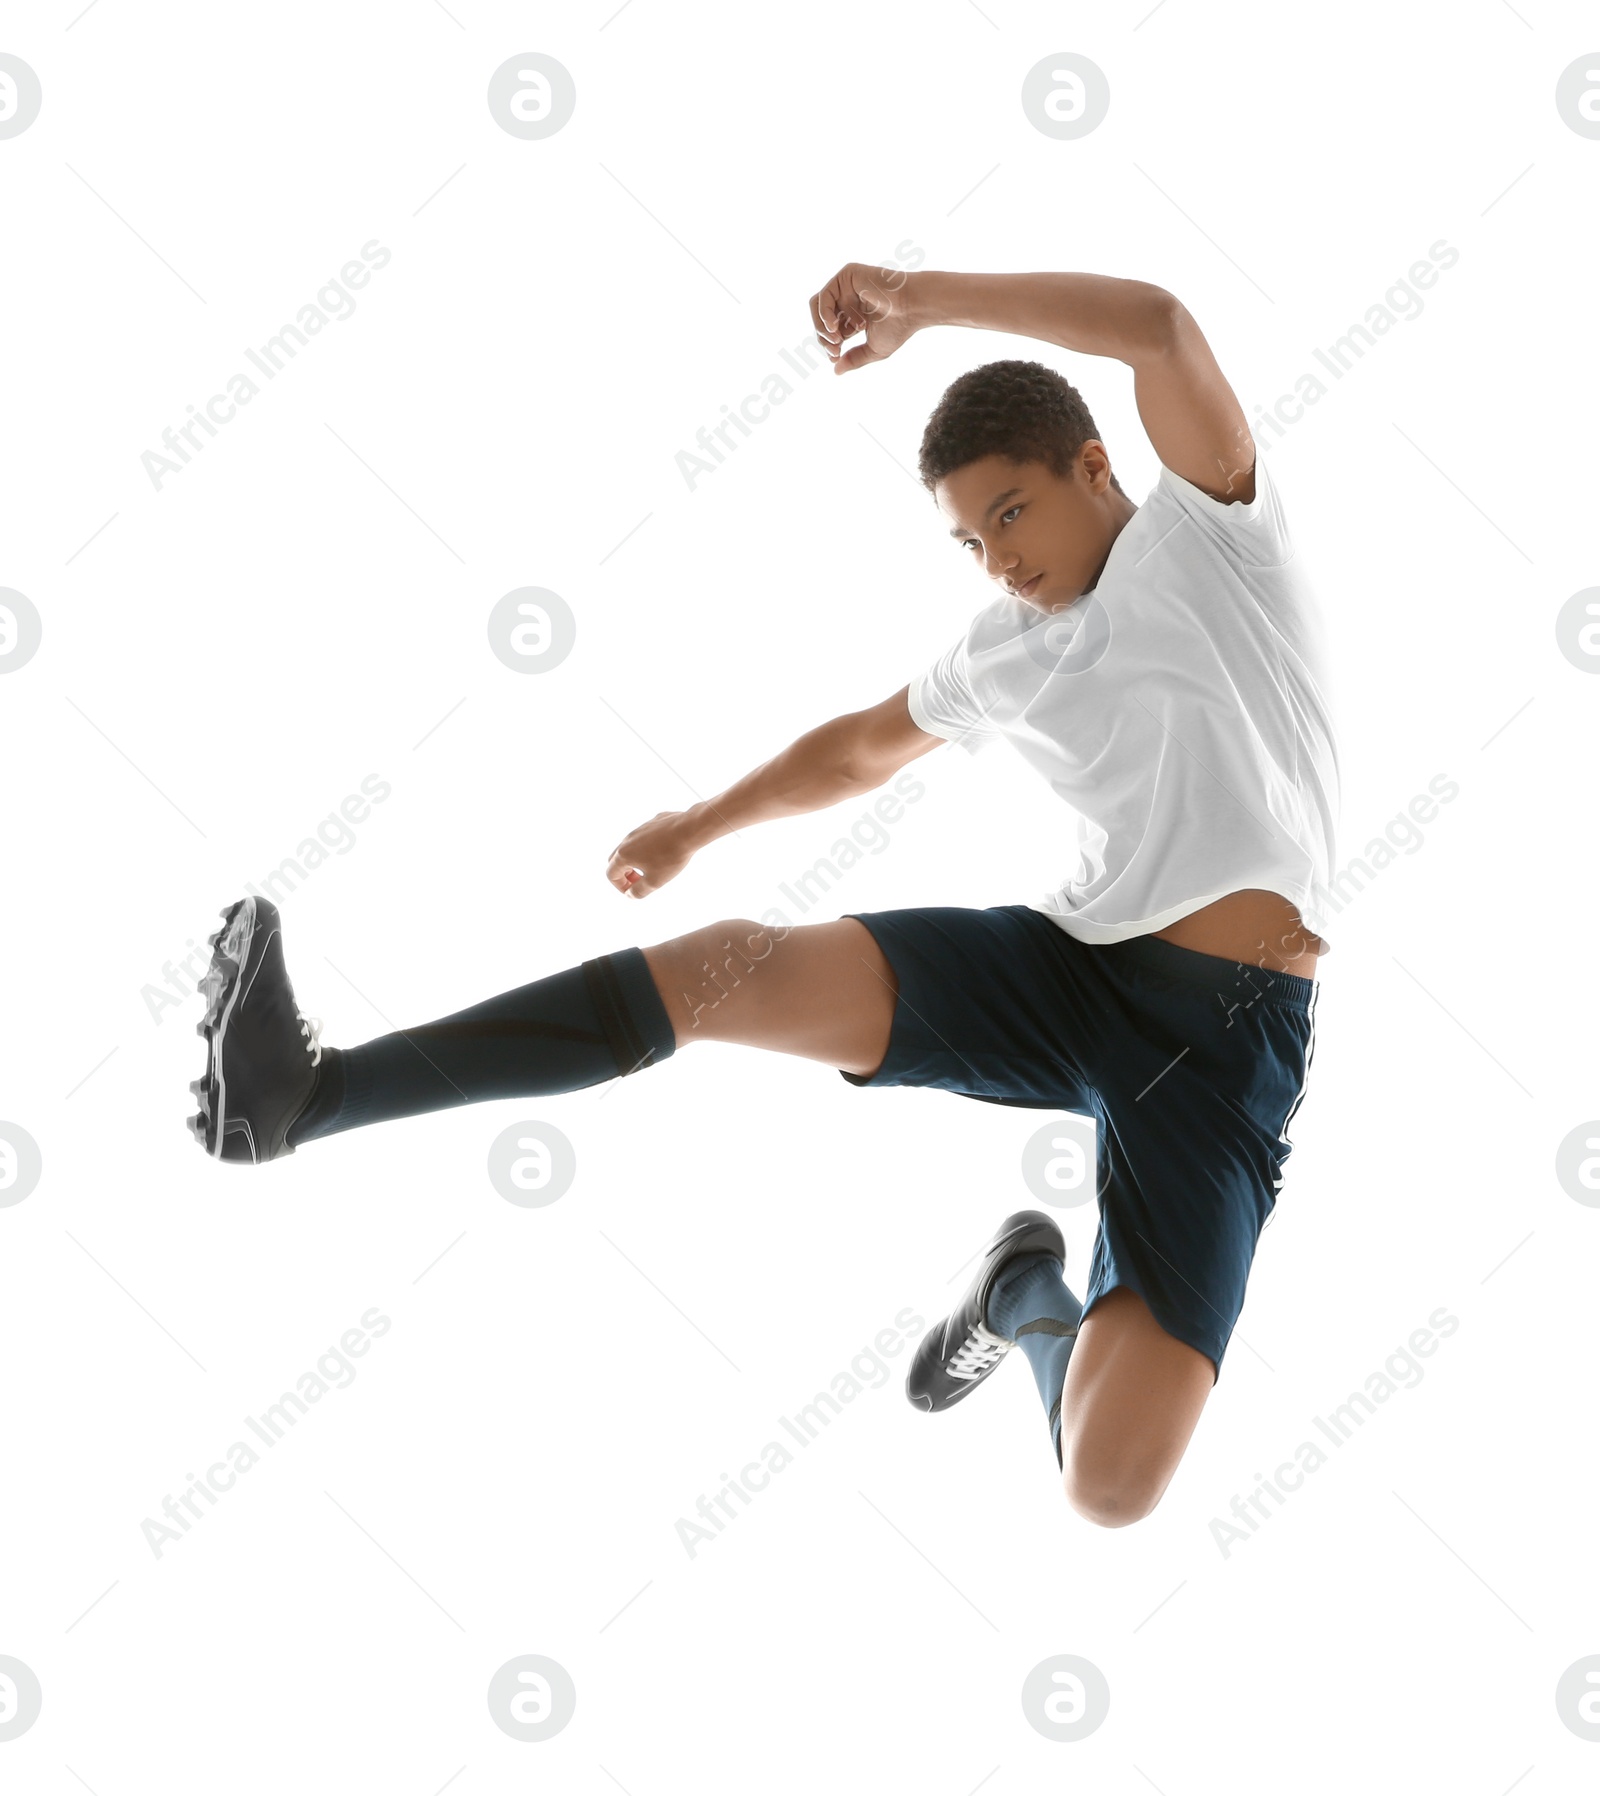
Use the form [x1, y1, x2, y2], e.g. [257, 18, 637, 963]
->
[606, 687, 941, 898]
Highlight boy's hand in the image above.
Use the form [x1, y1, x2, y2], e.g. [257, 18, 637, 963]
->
[810, 262, 921, 374]
[606, 810, 699, 899]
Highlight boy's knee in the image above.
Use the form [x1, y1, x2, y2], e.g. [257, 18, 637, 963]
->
[681, 920, 775, 992]
[1062, 1465, 1163, 1529]
[644, 919, 772, 1036]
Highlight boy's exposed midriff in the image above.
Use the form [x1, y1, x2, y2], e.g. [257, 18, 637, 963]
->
[1151, 888, 1325, 980]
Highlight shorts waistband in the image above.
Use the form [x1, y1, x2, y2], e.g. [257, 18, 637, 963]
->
[1096, 930, 1316, 1012]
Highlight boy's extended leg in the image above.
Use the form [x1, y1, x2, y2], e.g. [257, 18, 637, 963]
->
[189, 900, 897, 1162]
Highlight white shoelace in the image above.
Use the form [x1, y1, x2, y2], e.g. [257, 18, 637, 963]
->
[299, 1014, 324, 1067]
[948, 1321, 1011, 1381]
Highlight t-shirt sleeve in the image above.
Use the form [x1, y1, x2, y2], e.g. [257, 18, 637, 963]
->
[906, 630, 1001, 756]
[1157, 446, 1295, 568]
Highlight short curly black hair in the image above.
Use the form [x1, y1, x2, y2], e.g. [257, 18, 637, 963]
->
[917, 358, 1126, 499]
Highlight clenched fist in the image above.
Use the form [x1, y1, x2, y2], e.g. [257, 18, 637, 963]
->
[606, 809, 699, 899]
[809, 261, 923, 374]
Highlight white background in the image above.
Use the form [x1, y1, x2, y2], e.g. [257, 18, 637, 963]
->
[2, 1, 1596, 1790]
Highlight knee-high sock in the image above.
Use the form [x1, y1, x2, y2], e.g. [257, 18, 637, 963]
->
[987, 1251, 1084, 1468]
[286, 947, 676, 1145]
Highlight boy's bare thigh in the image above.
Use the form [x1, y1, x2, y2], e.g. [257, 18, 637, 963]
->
[640, 916, 898, 1076]
[1061, 1287, 1215, 1525]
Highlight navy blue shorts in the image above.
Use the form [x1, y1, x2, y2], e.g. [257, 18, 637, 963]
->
[837, 904, 1320, 1379]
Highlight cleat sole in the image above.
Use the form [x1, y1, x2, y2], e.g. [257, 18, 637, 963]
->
[187, 897, 256, 1160]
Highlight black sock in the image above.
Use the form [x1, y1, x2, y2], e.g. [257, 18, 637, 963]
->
[286, 948, 676, 1145]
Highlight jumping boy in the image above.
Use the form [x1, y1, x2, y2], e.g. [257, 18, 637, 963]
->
[188, 265, 1338, 1530]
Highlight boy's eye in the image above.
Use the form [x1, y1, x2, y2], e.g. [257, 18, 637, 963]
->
[962, 504, 1021, 550]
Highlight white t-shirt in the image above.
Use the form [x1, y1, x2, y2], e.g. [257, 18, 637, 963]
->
[907, 452, 1341, 949]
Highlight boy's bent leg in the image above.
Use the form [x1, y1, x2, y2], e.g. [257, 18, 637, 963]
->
[1058, 1288, 1215, 1528]
[640, 916, 898, 1078]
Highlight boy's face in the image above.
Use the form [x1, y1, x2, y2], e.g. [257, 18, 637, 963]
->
[935, 444, 1130, 613]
